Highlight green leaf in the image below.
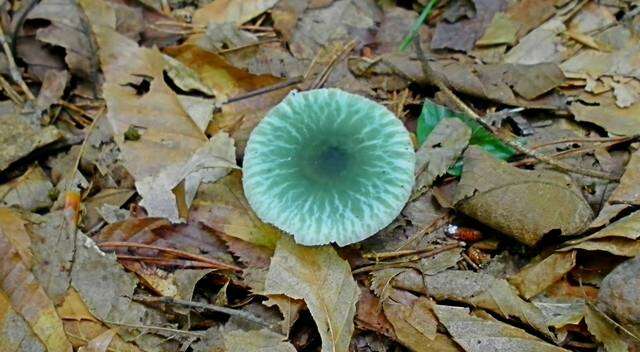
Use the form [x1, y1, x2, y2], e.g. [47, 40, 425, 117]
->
[399, 0, 438, 51]
[416, 100, 516, 175]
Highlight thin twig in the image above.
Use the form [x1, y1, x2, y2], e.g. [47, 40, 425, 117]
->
[0, 24, 34, 100]
[216, 38, 280, 54]
[528, 135, 635, 150]
[115, 255, 226, 269]
[412, 35, 619, 181]
[0, 75, 24, 104]
[102, 319, 205, 337]
[353, 242, 461, 274]
[223, 76, 303, 105]
[395, 212, 453, 251]
[133, 295, 272, 328]
[98, 241, 242, 271]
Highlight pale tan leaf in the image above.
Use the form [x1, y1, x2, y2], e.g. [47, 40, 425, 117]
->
[224, 328, 296, 352]
[609, 149, 640, 205]
[0, 165, 54, 212]
[585, 305, 631, 352]
[433, 304, 569, 352]
[560, 210, 640, 256]
[0, 291, 46, 352]
[78, 329, 117, 352]
[264, 236, 359, 352]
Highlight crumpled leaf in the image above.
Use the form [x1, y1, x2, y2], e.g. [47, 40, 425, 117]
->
[433, 304, 569, 352]
[263, 295, 304, 336]
[0, 165, 53, 211]
[264, 236, 359, 352]
[0, 102, 62, 172]
[193, 0, 280, 26]
[414, 118, 470, 192]
[93, 19, 237, 221]
[417, 101, 515, 176]
[560, 210, 640, 256]
[454, 147, 593, 246]
[508, 251, 576, 299]
[585, 305, 633, 352]
[0, 209, 72, 352]
[224, 328, 296, 352]
[190, 171, 281, 249]
[391, 269, 553, 337]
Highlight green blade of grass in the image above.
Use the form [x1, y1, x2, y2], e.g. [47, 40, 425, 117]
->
[399, 0, 438, 51]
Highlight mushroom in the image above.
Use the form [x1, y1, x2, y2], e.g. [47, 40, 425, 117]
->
[242, 88, 415, 246]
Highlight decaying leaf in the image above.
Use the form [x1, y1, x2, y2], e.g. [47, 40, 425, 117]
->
[585, 305, 633, 352]
[433, 304, 569, 352]
[608, 149, 640, 205]
[454, 147, 593, 246]
[0, 291, 47, 352]
[264, 236, 359, 352]
[508, 251, 576, 299]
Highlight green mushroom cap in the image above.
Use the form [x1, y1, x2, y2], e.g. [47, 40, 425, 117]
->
[242, 88, 415, 246]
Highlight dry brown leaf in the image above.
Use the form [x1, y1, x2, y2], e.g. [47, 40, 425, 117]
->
[0, 210, 72, 352]
[193, 0, 279, 26]
[508, 251, 577, 299]
[190, 171, 281, 249]
[569, 94, 640, 136]
[0, 291, 47, 352]
[264, 236, 359, 352]
[82, 188, 135, 230]
[263, 295, 305, 336]
[597, 256, 640, 327]
[77, 329, 117, 352]
[454, 147, 592, 246]
[93, 19, 237, 221]
[585, 305, 633, 352]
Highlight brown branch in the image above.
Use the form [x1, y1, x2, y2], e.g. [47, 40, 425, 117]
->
[412, 36, 619, 181]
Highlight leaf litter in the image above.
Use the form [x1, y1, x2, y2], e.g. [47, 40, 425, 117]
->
[1, 0, 640, 351]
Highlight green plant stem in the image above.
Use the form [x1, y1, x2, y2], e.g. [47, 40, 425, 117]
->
[399, 0, 438, 51]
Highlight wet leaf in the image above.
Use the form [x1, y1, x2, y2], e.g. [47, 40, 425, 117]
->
[433, 304, 569, 352]
[264, 236, 359, 352]
[454, 147, 592, 246]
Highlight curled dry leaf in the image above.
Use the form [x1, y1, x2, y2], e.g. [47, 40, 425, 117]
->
[454, 147, 592, 246]
[560, 210, 640, 256]
[264, 236, 359, 352]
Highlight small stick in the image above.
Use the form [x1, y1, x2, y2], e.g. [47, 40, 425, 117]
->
[134, 295, 272, 328]
[353, 242, 461, 274]
[528, 135, 635, 150]
[101, 319, 205, 337]
[216, 38, 280, 54]
[98, 241, 242, 271]
[115, 255, 225, 269]
[412, 35, 619, 181]
[223, 76, 303, 105]
[0, 75, 24, 104]
[0, 25, 34, 100]
[396, 212, 453, 251]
